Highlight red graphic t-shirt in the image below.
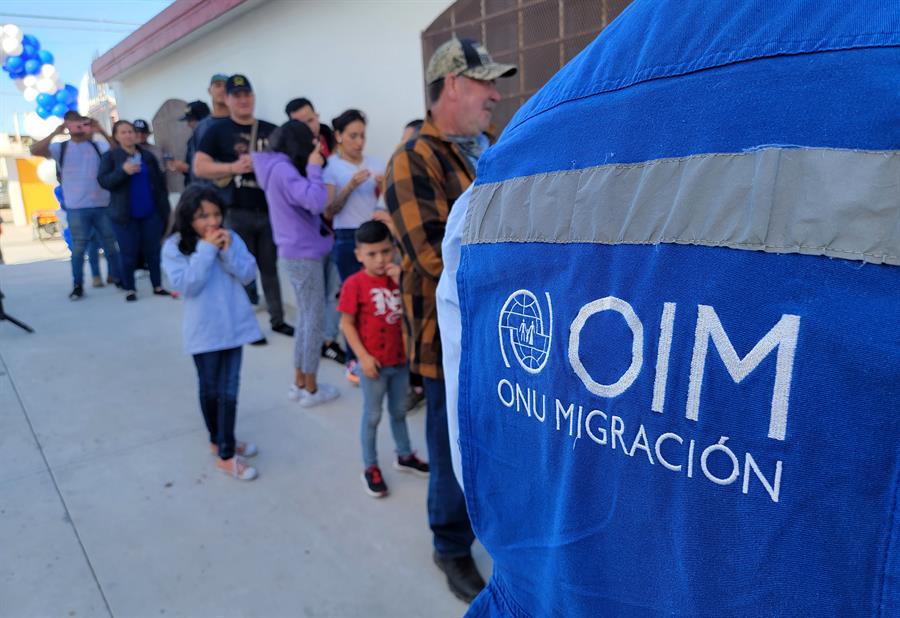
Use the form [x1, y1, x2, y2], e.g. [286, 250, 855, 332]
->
[337, 270, 406, 367]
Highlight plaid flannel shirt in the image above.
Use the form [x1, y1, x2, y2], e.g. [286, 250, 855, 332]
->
[384, 116, 495, 379]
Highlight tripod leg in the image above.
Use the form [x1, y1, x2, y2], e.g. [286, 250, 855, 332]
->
[1, 313, 35, 333]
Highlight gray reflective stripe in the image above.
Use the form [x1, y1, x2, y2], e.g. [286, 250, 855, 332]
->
[463, 147, 900, 266]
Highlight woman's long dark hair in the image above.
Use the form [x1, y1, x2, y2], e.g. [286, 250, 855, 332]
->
[267, 120, 316, 177]
[169, 185, 226, 255]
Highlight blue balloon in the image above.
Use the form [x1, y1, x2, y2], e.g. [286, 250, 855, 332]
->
[24, 59, 41, 75]
[67, 101, 78, 111]
[36, 106, 51, 119]
[22, 35, 40, 51]
[37, 50, 54, 65]
[51, 103, 68, 118]
[36, 93, 55, 108]
[21, 44, 36, 59]
[10, 68, 26, 80]
[64, 85, 78, 104]
[55, 89, 69, 104]
[4, 56, 24, 72]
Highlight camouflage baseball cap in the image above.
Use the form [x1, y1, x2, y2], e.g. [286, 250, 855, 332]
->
[425, 38, 517, 85]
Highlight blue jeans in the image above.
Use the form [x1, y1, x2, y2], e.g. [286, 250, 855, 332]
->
[360, 364, 412, 467]
[86, 230, 101, 278]
[67, 207, 121, 287]
[323, 253, 341, 342]
[332, 228, 362, 281]
[192, 347, 242, 460]
[113, 214, 164, 292]
[332, 229, 361, 361]
[423, 377, 476, 557]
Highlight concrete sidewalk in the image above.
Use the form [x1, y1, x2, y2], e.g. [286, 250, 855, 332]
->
[0, 235, 487, 617]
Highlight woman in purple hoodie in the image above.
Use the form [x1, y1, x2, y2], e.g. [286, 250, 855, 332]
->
[253, 120, 340, 408]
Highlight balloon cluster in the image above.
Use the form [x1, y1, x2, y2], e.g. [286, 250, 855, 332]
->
[0, 24, 79, 122]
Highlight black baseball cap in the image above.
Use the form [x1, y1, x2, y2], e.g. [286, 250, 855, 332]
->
[133, 119, 151, 134]
[225, 74, 252, 95]
[180, 100, 211, 122]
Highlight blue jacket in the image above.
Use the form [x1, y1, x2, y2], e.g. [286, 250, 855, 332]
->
[442, 1, 900, 616]
[162, 232, 262, 355]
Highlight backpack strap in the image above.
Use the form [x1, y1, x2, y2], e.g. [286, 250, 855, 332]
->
[55, 139, 103, 183]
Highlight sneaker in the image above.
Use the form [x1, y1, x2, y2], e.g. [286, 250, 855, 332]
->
[68, 285, 84, 300]
[394, 453, 429, 477]
[250, 337, 268, 346]
[215, 455, 258, 481]
[405, 388, 425, 413]
[298, 383, 340, 408]
[272, 322, 295, 337]
[433, 552, 486, 603]
[209, 441, 258, 458]
[125, 292, 137, 302]
[321, 341, 346, 364]
[362, 465, 388, 498]
[345, 360, 360, 386]
[91, 276, 104, 288]
[287, 384, 305, 401]
[153, 288, 171, 296]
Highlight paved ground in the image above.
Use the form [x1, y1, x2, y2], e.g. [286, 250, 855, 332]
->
[0, 223, 489, 617]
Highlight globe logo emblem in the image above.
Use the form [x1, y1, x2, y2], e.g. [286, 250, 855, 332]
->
[499, 289, 553, 374]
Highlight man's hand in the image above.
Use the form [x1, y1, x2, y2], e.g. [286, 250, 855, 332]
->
[123, 160, 141, 175]
[233, 154, 253, 175]
[54, 122, 67, 136]
[360, 353, 381, 379]
[166, 159, 190, 174]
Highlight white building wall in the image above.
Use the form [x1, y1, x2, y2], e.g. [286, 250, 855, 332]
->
[110, 0, 453, 163]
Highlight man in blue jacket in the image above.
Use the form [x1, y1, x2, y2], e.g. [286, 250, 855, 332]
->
[438, 1, 900, 615]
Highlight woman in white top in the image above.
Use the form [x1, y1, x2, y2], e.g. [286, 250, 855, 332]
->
[322, 109, 385, 283]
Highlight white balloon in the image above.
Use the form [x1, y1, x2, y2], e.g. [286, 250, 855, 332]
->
[3, 24, 22, 42]
[2, 37, 22, 56]
[36, 158, 59, 188]
[14, 78, 26, 92]
[24, 112, 55, 140]
[35, 78, 57, 94]
[22, 74, 36, 87]
[23, 86, 38, 102]
[40, 64, 58, 78]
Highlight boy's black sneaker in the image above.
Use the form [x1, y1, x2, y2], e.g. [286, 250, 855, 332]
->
[68, 285, 84, 300]
[321, 341, 346, 364]
[394, 453, 429, 477]
[362, 465, 388, 498]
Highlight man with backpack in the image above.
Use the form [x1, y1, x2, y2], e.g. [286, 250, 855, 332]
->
[31, 112, 121, 300]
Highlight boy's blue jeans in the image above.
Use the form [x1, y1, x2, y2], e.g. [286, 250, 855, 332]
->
[360, 364, 412, 467]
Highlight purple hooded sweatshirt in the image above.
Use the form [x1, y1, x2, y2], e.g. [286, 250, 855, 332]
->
[252, 151, 333, 260]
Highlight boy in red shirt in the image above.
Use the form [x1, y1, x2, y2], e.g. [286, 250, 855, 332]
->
[339, 221, 429, 497]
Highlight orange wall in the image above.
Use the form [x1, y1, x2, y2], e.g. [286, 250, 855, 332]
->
[16, 158, 58, 221]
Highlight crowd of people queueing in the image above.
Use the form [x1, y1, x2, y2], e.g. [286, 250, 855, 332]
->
[28, 36, 514, 604]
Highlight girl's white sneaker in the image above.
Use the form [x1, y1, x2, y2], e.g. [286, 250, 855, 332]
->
[298, 383, 340, 408]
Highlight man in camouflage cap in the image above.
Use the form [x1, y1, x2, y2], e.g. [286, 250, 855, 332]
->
[384, 38, 516, 604]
